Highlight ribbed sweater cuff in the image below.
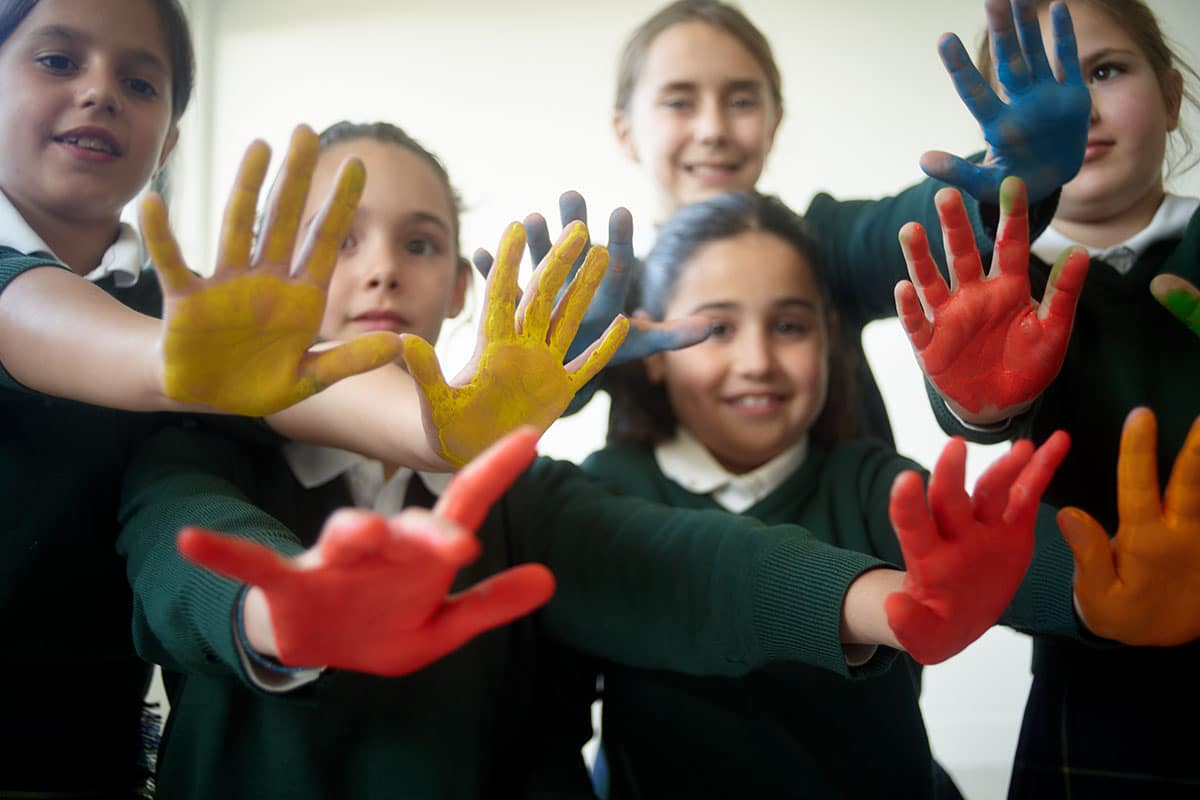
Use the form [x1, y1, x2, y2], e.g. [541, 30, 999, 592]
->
[752, 537, 890, 677]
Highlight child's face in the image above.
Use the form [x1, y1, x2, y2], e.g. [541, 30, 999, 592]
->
[615, 22, 781, 219]
[0, 0, 178, 225]
[1039, 0, 1182, 225]
[308, 138, 467, 347]
[647, 230, 829, 475]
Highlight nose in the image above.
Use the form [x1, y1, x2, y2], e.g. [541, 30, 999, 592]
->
[694, 96, 730, 146]
[361, 239, 404, 292]
[78, 70, 123, 116]
[733, 326, 775, 378]
[1087, 85, 1100, 126]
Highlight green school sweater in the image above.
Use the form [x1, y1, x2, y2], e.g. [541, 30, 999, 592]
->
[118, 419, 933, 800]
[580, 439, 1083, 800]
[0, 249, 167, 796]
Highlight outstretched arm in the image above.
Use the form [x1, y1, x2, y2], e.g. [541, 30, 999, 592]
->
[1058, 408, 1200, 646]
[180, 429, 555, 677]
[0, 125, 402, 415]
[896, 176, 1089, 425]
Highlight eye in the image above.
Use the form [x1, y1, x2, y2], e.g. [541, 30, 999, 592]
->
[340, 233, 358, 252]
[728, 93, 760, 110]
[124, 77, 159, 98]
[1090, 62, 1125, 83]
[36, 53, 75, 73]
[774, 318, 811, 337]
[406, 237, 440, 256]
[661, 96, 694, 112]
[708, 320, 733, 339]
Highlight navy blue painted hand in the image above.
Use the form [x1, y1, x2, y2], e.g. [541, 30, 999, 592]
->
[920, 0, 1089, 204]
[472, 191, 711, 369]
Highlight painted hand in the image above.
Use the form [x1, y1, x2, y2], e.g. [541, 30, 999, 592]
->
[896, 176, 1090, 420]
[178, 428, 555, 676]
[921, 0, 1089, 204]
[472, 191, 710, 366]
[1058, 408, 1200, 646]
[145, 124, 402, 417]
[886, 431, 1070, 665]
[1150, 274, 1200, 337]
[406, 220, 630, 467]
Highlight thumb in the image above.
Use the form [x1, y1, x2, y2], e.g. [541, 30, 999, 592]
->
[428, 564, 556, 650]
[399, 334, 452, 407]
[1057, 507, 1117, 595]
[301, 333, 404, 395]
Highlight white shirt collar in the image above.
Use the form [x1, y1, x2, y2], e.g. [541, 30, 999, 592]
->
[282, 440, 452, 517]
[0, 188, 144, 287]
[1031, 193, 1200, 275]
[654, 427, 808, 513]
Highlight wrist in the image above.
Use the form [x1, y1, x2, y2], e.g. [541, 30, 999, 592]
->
[944, 394, 1033, 428]
[841, 567, 905, 650]
[242, 586, 280, 658]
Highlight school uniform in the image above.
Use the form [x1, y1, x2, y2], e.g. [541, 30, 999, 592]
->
[117, 414, 931, 799]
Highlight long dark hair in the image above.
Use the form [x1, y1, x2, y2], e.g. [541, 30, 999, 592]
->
[608, 191, 860, 450]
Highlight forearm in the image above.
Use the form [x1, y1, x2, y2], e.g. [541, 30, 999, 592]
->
[840, 567, 904, 652]
[0, 266, 178, 410]
[266, 363, 451, 472]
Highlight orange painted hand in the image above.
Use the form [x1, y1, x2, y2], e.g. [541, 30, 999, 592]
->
[1150, 274, 1200, 338]
[177, 428, 555, 676]
[1058, 408, 1200, 646]
[145, 124, 402, 417]
[403, 221, 629, 467]
[895, 176, 1090, 421]
[886, 431, 1070, 665]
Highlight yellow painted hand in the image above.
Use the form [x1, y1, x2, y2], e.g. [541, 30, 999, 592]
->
[403, 221, 629, 467]
[1058, 408, 1200, 646]
[144, 124, 402, 417]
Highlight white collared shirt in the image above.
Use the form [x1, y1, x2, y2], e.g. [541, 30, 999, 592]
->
[654, 427, 808, 513]
[0, 187, 144, 286]
[1031, 193, 1200, 274]
[282, 441, 452, 514]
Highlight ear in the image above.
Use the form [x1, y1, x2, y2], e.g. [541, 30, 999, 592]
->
[765, 104, 783, 153]
[613, 108, 639, 164]
[156, 124, 180, 173]
[448, 257, 471, 319]
[644, 351, 666, 383]
[1164, 68, 1184, 132]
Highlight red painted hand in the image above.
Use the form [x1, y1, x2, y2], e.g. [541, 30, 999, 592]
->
[895, 176, 1089, 421]
[886, 430, 1070, 664]
[178, 428, 555, 676]
[1058, 408, 1200, 646]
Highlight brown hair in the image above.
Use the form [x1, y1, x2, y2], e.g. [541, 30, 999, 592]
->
[974, 0, 1199, 176]
[614, 0, 782, 115]
[607, 191, 860, 451]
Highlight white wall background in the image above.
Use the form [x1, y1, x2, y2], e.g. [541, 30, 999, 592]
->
[161, 2, 1200, 798]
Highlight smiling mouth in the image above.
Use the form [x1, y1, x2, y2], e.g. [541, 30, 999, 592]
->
[685, 164, 739, 177]
[726, 394, 785, 410]
[54, 133, 120, 156]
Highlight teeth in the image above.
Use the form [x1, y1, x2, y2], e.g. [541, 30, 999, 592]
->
[62, 135, 114, 154]
[689, 165, 733, 175]
[735, 396, 774, 408]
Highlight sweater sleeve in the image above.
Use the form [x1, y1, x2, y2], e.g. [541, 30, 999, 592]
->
[804, 156, 1059, 328]
[117, 421, 305, 689]
[509, 458, 890, 679]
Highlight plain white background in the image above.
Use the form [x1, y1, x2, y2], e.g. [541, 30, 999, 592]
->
[156, 2, 1200, 797]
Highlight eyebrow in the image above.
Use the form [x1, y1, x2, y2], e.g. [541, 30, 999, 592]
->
[1078, 46, 1139, 66]
[29, 25, 168, 74]
[305, 207, 453, 234]
[657, 78, 765, 94]
[687, 298, 817, 315]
